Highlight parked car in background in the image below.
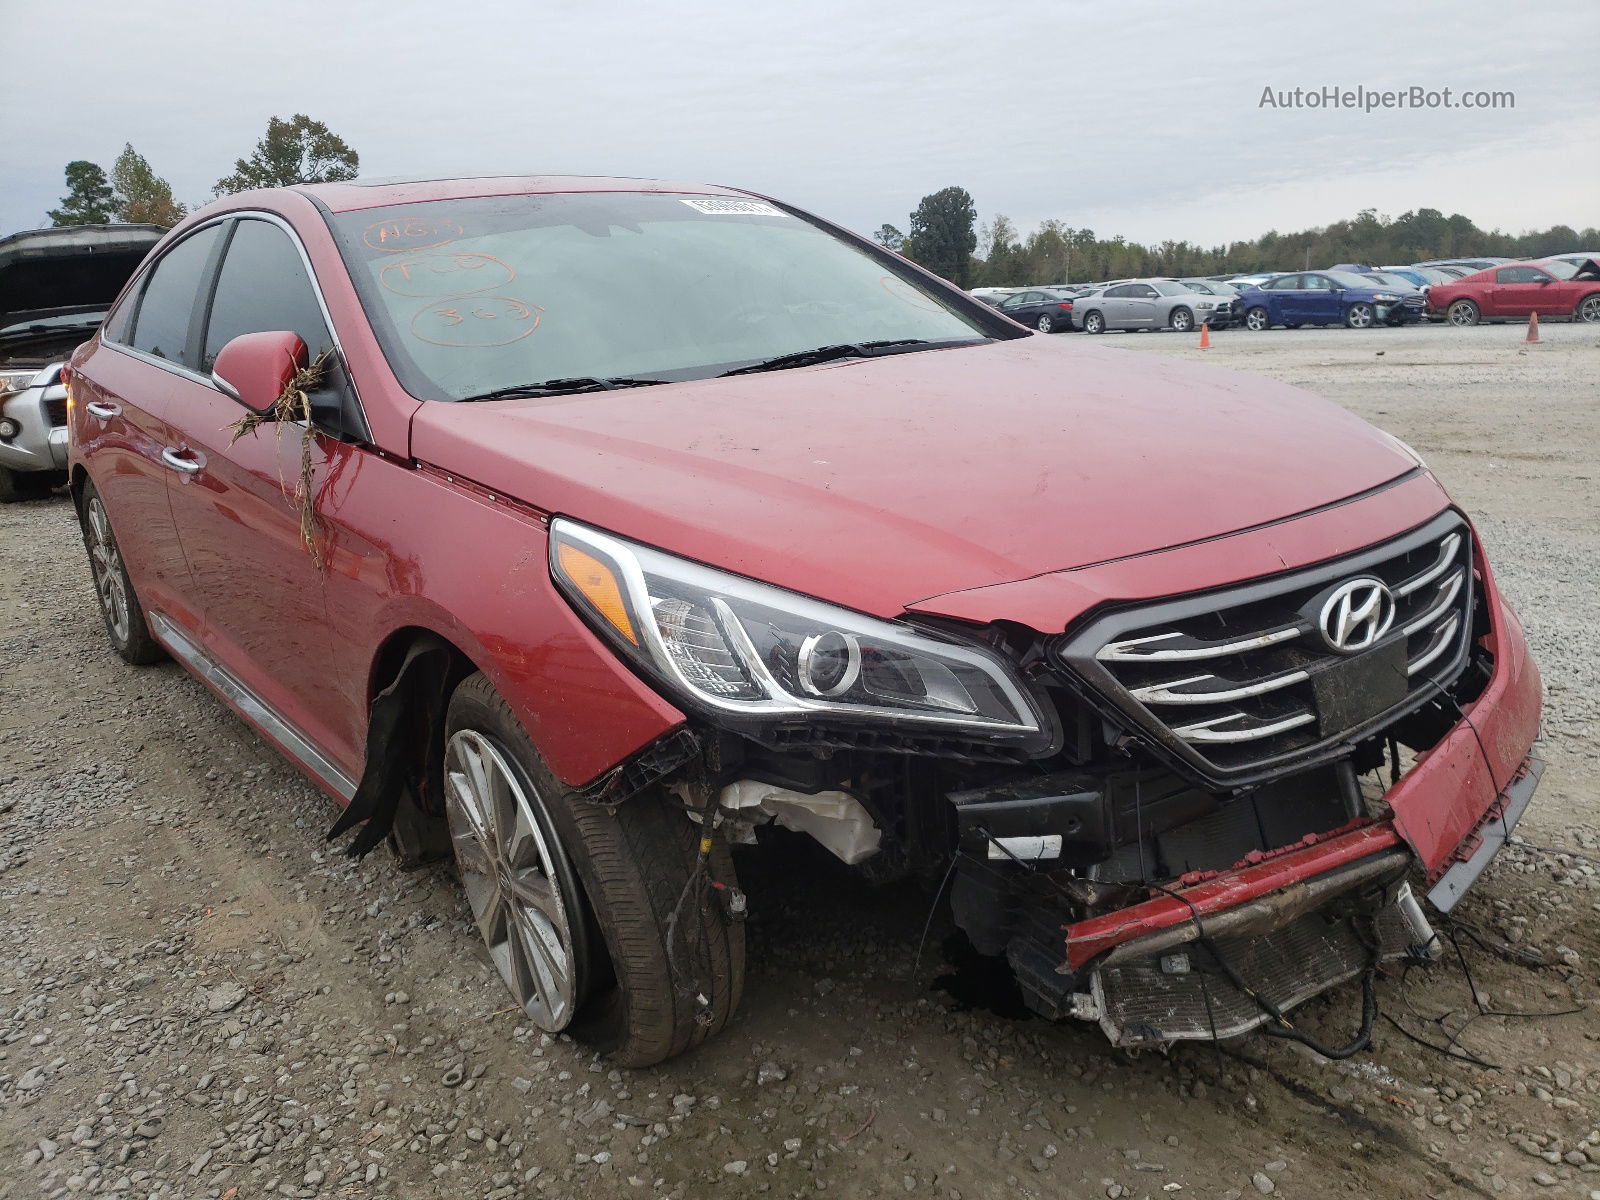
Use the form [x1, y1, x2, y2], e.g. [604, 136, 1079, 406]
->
[1236, 270, 1425, 330]
[1539, 252, 1600, 272]
[67, 174, 1541, 1064]
[1416, 258, 1508, 272]
[1227, 272, 1278, 291]
[970, 287, 1024, 307]
[1174, 278, 1241, 327]
[0, 224, 165, 500]
[1429, 258, 1600, 326]
[1422, 265, 1474, 279]
[1072, 279, 1230, 333]
[995, 287, 1079, 332]
[1380, 266, 1453, 288]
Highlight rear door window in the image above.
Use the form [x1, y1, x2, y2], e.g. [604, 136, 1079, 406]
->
[127, 225, 225, 368]
[203, 219, 334, 370]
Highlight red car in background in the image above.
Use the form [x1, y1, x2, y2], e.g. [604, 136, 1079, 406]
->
[67, 176, 1543, 1065]
[1430, 257, 1600, 326]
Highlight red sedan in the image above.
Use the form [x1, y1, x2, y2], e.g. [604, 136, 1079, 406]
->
[1429, 257, 1600, 326]
[67, 176, 1542, 1064]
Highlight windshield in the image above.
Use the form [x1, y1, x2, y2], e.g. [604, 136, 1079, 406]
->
[1364, 273, 1411, 289]
[1151, 281, 1192, 296]
[328, 193, 994, 401]
[1328, 272, 1378, 289]
[1543, 259, 1580, 279]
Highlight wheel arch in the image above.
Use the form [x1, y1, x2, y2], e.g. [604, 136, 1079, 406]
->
[348, 625, 482, 862]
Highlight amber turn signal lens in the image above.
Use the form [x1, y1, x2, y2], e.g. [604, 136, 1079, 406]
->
[557, 542, 638, 645]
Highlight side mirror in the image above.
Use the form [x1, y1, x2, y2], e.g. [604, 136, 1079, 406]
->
[212, 331, 308, 415]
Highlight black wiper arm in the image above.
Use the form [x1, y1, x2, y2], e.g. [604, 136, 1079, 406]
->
[456, 376, 671, 402]
[718, 339, 938, 377]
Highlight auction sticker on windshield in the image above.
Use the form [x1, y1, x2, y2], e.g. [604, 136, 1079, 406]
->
[678, 198, 785, 216]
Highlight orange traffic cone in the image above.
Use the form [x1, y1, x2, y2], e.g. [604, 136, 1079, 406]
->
[1198, 320, 1211, 349]
[1525, 312, 1541, 344]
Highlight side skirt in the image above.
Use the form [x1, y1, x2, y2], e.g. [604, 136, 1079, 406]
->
[146, 611, 357, 803]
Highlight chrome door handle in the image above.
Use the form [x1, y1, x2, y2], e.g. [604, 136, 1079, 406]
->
[85, 401, 120, 420]
[161, 447, 202, 474]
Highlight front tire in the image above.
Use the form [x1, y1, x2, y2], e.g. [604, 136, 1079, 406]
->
[76, 479, 166, 665]
[1345, 302, 1375, 329]
[1244, 306, 1270, 331]
[1577, 293, 1600, 323]
[443, 674, 744, 1066]
[1446, 299, 1480, 327]
[1169, 307, 1194, 333]
[1082, 310, 1106, 334]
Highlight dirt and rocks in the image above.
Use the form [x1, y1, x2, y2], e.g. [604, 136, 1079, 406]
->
[1, 319, 1597, 1200]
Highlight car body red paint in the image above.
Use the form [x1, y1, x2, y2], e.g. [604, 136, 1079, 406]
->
[68, 176, 1543, 1054]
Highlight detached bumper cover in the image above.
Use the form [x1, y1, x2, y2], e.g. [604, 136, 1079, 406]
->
[1427, 755, 1543, 912]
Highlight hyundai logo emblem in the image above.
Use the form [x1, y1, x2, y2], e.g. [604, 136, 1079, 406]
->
[1318, 578, 1396, 653]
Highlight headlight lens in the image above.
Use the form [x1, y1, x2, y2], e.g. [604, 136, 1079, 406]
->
[0, 369, 39, 395]
[550, 519, 1048, 739]
[1373, 293, 1399, 302]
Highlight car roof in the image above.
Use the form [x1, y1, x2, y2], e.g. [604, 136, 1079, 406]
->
[293, 174, 748, 214]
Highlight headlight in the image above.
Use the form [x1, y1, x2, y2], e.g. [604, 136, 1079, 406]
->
[0, 369, 38, 395]
[1195, 301, 1215, 309]
[1372, 293, 1399, 302]
[550, 519, 1049, 742]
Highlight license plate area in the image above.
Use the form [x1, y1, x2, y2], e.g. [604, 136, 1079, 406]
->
[1311, 637, 1409, 736]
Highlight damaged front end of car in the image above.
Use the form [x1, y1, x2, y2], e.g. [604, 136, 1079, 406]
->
[549, 503, 1543, 1053]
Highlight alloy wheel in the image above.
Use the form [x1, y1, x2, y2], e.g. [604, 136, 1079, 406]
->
[1579, 296, 1600, 323]
[1036, 315, 1053, 332]
[86, 497, 130, 644]
[1447, 301, 1479, 327]
[1346, 303, 1374, 329]
[444, 729, 582, 1030]
[1245, 307, 1269, 331]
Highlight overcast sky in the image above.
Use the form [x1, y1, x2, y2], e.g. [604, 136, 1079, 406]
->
[3, 0, 1596, 248]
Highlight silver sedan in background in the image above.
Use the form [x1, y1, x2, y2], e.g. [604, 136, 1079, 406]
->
[1070, 279, 1230, 333]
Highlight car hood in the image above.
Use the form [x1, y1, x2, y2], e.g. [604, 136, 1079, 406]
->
[409, 337, 1416, 621]
[0, 224, 164, 332]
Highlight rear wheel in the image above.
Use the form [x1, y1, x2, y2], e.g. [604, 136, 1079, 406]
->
[76, 479, 166, 664]
[1446, 299, 1480, 327]
[1345, 302, 1375, 329]
[1035, 314, 1054, 333]
[1577, 294, 1600, 323]
[1244, 306, 1270, 331]
[1082, 310, 1105, 334]
[443, 673, 743, 1065]
[1169, 307, 1194, 333]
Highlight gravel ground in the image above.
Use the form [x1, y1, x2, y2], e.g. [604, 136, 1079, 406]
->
[2, 319, 1597, 1200]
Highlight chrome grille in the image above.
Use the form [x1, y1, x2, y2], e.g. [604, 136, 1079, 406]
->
[1056, 513, 1473, 783]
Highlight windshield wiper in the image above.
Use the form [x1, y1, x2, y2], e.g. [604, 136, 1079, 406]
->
[456, 376, 671, 402]
[719, 338, 954, 377]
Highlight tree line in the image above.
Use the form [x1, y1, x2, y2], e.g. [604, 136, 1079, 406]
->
[46, 114, 359, 229]
[880, 186, 1598, 287]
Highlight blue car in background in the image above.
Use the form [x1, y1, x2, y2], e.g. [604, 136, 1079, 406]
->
[1236, 270, 1426, 330]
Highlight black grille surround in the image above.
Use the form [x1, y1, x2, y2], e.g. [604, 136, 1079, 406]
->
[1054, 511, 1475, 788]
